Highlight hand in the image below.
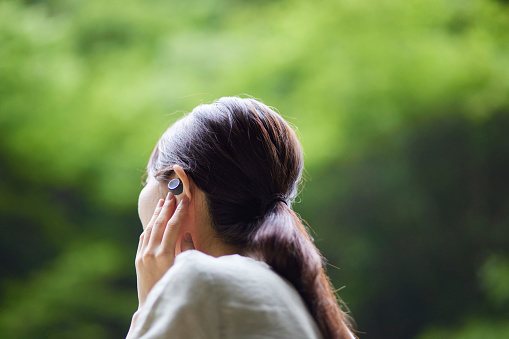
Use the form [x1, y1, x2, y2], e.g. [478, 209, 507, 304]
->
[134, 193, 193, 309]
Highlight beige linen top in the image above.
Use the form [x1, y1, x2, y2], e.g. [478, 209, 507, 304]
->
[129, 250, 324, 339]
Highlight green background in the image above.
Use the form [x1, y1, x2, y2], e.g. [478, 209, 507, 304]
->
[1, 0, 509, 337]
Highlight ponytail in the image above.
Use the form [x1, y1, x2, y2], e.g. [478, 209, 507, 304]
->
[248, 202, 354, 339]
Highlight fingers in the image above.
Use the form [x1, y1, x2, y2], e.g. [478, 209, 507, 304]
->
[161, 196, 189, 253]
[134, 194, 189, 311]
[148, 193, 176, 248]
[141, 199, 164, 249]
[139, 194, 189, 259]
[136, 233, 145, 258]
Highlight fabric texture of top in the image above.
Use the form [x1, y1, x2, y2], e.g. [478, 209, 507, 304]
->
[129, 250, 324, 339]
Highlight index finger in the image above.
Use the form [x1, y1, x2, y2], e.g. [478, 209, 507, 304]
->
[148, 193, 176, 248]
[160, 196, 189, 253]
[141, 199, 165, 250]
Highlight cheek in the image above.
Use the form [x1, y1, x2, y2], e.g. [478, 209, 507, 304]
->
[138, 186, 156, 229]
[138, 180, 169, 228]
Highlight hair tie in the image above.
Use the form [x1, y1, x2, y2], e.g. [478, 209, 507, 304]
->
[261, 193, 288, 215]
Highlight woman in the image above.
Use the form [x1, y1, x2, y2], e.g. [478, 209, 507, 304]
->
[127, 97, 355, 339]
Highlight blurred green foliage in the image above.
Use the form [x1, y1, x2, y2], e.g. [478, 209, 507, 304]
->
[1, 0, 509, 337]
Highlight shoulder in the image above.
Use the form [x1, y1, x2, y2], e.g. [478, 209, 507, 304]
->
[160, 250, 270, 288]
[137, 250, 323, 339]
[151, 250, 276, 309]
[166, 250, 291, 302]
[170, 250, 323, 338]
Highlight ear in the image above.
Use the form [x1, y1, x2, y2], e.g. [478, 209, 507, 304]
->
[172, 165, 192, 201]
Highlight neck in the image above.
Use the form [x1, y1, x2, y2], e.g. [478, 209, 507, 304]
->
[192, 190, 243, 257]
[201, 236, 242, 257]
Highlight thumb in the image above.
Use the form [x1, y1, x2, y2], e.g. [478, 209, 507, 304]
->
[181, 232, 195, 252]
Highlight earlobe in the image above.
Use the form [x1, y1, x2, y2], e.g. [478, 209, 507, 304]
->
[172, 165, 192, 200]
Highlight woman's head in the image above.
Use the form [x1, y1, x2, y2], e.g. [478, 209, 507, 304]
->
[139, 97, 353, 338]
[146, 97, 304, 246]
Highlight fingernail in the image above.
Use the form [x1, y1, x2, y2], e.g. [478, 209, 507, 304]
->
[165, 192, 173, 202]
[157, 199, 164, 208]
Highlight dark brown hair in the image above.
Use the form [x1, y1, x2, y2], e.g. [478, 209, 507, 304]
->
[148, 97, 354, 339]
